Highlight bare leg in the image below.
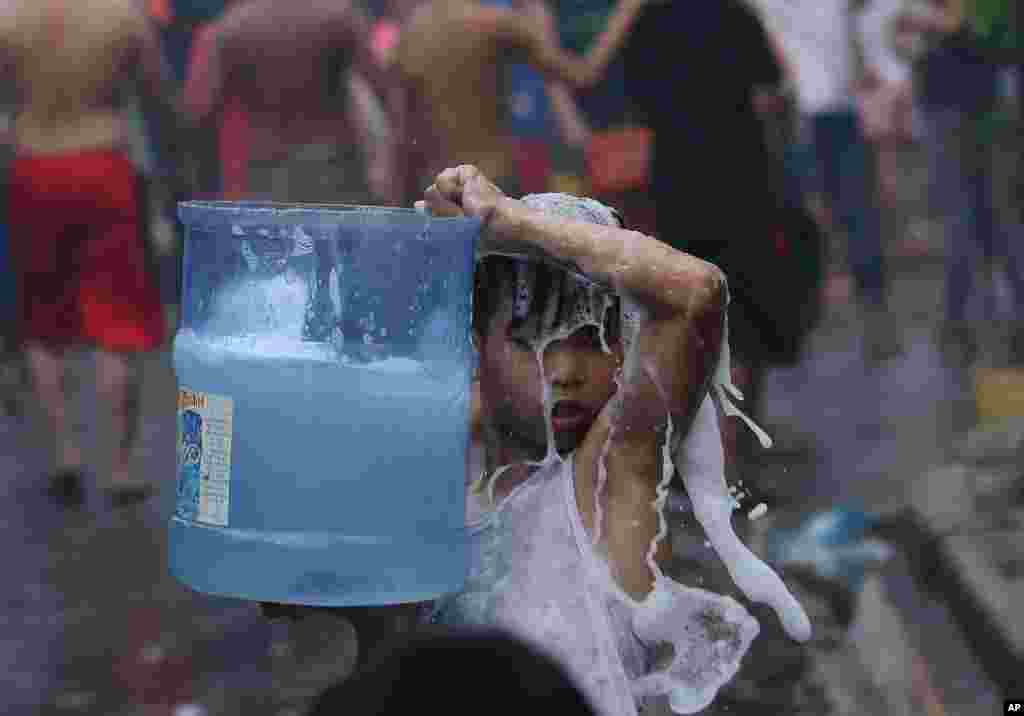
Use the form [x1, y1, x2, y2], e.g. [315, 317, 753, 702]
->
[26, 342, 86, 505]
[25, 342, 82, 471]
[0, 331, 24, 418]
[94, 349, 150, 503]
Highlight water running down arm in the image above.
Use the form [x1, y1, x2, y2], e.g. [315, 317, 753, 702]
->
[424, 165, 726, 435]
[425, 165, 726, 604]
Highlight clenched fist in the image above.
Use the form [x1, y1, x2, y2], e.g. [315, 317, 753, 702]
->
[416, 165, 507, 224]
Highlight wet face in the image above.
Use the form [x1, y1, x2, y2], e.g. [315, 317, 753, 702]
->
[476, 300, 623, 460]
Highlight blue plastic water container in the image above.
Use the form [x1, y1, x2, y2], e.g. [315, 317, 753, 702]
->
[169, 201, 479, 606]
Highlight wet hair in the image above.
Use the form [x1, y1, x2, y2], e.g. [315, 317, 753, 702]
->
[307, 626, 598, 716]
[471, 194, 625, 343]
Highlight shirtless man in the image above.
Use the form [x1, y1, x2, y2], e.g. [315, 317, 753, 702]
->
[394, 0, 645, 204]
[1, 0, 189, 506]
[183, 0, 405, 204]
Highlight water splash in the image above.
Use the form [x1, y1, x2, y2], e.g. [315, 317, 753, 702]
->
[672, 390, 811, 643]
[205, 271, 311, 343]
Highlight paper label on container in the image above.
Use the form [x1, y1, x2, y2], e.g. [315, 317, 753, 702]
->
[176, 387, 234, 527]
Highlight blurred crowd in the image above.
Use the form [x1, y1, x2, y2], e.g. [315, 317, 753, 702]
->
[0, 0, 1021, 474]
[2, 0, 1020, 476]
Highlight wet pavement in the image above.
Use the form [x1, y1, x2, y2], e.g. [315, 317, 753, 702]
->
[2, 143, 1022, 715]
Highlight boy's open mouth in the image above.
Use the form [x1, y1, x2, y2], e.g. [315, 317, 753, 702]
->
[551, 401, 590, 431]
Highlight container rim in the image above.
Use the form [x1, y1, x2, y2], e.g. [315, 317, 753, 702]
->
[177, 200, 480, 226]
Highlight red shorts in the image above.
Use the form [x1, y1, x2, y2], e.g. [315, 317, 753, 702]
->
[8, 149, 166, 353]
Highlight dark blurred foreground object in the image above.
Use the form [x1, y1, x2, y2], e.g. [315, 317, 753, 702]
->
[259, 602, 422, 671]
[307, 626, 598, 716]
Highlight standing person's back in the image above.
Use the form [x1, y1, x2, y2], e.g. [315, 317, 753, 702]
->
[394, 0, 644, 204]
[2, 0, 184, 505]
[3, 0, 160, 156]
[184, 0, 404, 203]
[397, 0, 531, 195]
[213, 0, 358, 130]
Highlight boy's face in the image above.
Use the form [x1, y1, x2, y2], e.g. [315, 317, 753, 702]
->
[476, 300, 623, 459]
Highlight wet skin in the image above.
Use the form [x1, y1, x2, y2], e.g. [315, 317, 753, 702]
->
[0, 0, 174, 157]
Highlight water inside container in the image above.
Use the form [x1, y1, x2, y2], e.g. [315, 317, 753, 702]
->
[169, 201, 480, 606]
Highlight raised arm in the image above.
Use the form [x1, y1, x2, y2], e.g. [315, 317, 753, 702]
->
[493, 183, 724, 432]
[423, 165, 726, 428]
[423, 165, 726, 598]
[546, 80, 591, 148]
[525, 1, 591, 147]
[484, 0, 646, 89]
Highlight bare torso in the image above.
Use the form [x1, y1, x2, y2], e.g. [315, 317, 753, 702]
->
[0, 0, 145, 155]
[397, 0, 518, 189]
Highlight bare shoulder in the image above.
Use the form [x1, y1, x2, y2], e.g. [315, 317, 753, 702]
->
[0, 0, 34, 44]
[463, 3, 522, 41]
[96, 0, 152, 60]
[0, 6, 13, 43]
[0, 0, 141, 48]
[70, 0, 147, 43]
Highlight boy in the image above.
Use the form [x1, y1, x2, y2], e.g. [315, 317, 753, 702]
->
[416, 166, 809, 715]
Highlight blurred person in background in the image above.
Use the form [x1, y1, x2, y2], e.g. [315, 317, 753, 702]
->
[153, 0, 228, 87]
[553, 0, 656, 235]
[0, 199, 16, 420]
[896, 0, 1024, 363]
[0, 0, 191, 506]
[155, 0, 228, 199]
[754, 0, 903, 365]
[472, 0, 564, 197]
[392, 0, 645, 205]
[623, 0, 823, 462]
[128, 0, 223, 320]
[183, 0, 404, 205]
[857, 0, 916, 224]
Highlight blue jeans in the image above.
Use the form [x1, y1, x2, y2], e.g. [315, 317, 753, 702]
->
[919, 106, 1024, 323]
[800, 109, 887, 307]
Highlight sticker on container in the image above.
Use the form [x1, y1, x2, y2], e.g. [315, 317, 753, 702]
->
[176, 388, 234, 527]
